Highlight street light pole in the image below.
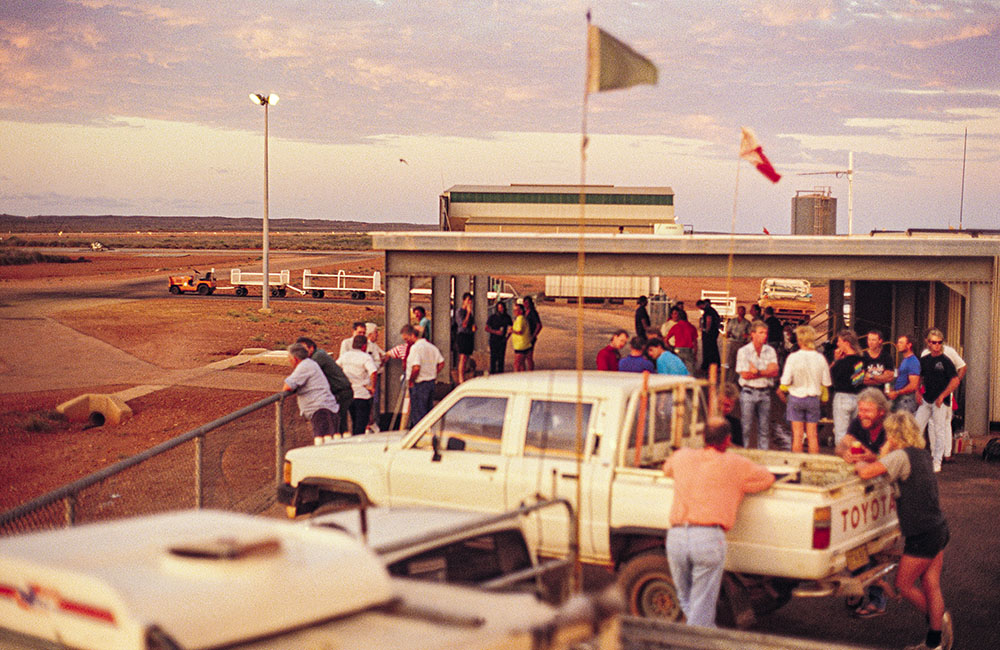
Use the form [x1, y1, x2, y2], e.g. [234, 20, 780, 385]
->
[250, 92, 278, 312]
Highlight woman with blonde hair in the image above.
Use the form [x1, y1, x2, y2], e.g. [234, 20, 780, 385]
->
[856, 411, 952, 650]
[778, 324, 831, 453]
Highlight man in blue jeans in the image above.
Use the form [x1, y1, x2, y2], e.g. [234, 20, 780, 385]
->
[735, 321, 779, 449]
[401, 324, 444, 426]
[664, 418, 774, 626]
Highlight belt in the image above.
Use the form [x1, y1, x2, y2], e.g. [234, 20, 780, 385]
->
[741, 386, 771, 392]
[678, 523, 723, 529]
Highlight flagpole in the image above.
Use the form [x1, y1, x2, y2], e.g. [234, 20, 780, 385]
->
[718, 140, 742, 416]
[571, 9, 593, 597]
[959, 127, 967, 230]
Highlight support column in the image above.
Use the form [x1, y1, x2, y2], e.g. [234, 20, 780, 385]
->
[384, 274, 411, 424]
[432, 275, 452, 383]
[474, 274, 489, 374]
[828, 279, 845, 336]
[964, 282, 991, 439]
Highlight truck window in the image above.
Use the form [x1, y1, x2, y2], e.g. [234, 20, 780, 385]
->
[524, 400, 593, 458]
[386, 530, 532, 585]
[624, 390, 674, 467]
[413, 396, 507, 454]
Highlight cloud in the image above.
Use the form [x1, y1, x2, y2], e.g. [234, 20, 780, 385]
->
[904, 22, 993, 49]
[738, 0, 834, 26]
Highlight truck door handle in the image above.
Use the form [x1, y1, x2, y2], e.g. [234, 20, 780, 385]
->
[561, 473, 579, 480]
[479, 464, 497, 472]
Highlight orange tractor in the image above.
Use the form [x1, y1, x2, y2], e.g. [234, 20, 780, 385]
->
[168, 269, 217, 295]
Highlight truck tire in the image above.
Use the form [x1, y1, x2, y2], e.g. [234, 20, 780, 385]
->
[617, 552, 683, 621]
[312, 290, 324, 299]
[278, 287, 287, 297]
[169, 285, 181, 295]
[197, 283, 210, 295]
[235, 287, 248, 297]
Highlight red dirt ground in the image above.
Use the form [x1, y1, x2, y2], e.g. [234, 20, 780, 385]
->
[0, 250, 386, 510]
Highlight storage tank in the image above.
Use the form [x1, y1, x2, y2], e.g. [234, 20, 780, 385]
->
[792, 188, 837, 235]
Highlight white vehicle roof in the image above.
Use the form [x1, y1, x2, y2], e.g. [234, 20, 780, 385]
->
[456, 370, 697, 400]
[309, 506, 515, 556]
[0, 510, 392, 650]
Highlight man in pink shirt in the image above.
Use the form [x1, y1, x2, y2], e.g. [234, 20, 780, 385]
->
[663, 419, 775, 627]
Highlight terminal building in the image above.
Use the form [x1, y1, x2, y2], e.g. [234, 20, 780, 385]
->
[439, 184, 683, 234]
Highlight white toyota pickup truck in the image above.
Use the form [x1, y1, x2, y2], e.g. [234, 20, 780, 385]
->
[279, 371, 900, 624]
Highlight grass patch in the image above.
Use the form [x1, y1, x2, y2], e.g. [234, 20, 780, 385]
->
[22, 410, 68, 433]
[305, 317, 325, 325]
[0, 250, 90, 266]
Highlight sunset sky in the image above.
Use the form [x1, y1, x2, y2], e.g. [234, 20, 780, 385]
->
[1, 0, 997, 234]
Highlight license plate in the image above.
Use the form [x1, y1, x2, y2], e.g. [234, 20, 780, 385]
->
[846, 544, 869, 572]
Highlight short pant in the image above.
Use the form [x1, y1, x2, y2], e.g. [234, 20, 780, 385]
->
[904, 521, 950, 559]
[786, 394, 821, 423]
[456, 331, 474, 355]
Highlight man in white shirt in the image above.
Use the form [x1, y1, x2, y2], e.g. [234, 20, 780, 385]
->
[735, 321, 779, 450]
[364, 322, 385, 433]
[338, 335, 379, 437]
[401, 324, 444, 426]
[339, 321, 367, 357]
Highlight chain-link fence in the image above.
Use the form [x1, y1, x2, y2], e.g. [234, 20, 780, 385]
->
[0, 391, 316, 536]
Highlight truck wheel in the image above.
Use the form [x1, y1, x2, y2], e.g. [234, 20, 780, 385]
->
[169, 285, 181, 295]
[618, 552, 683, 621]
[197, 284, 210, 295]
[750, 578, 795, 617]
[235, 287, 247, 297]
[312, 290, 323, 298]
[278, 288, 287, 297]
[357, 291, 366, 300]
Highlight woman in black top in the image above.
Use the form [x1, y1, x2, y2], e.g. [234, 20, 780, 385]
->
[830, 330, 865, 446]
[856, 412, 952, 650]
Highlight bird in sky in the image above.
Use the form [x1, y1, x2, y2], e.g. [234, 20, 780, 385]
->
[399, 158, 408, 165]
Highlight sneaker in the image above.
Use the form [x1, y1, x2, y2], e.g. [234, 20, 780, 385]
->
[903, 644, 941, 650]
[933, 462, 942, 473]
[942, 611, 953, 650]
[313, 436, 324, 446]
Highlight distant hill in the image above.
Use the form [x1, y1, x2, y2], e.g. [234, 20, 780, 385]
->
[0, 214, 437, 233]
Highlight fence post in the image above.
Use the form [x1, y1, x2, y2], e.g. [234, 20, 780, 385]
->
[195, 435, 204, 508]
[64, 494, 76, 527]
[275, 395, 286, 485]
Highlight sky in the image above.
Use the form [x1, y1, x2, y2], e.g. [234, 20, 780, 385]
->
[1, 0, 998, 235]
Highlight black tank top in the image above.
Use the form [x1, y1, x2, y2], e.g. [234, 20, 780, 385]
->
[896, 447, 946, 538]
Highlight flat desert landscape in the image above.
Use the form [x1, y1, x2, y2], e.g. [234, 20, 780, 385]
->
[0, 242, 825, 512]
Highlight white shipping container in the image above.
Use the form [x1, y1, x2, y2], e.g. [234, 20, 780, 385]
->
[544, 275, 658, 299]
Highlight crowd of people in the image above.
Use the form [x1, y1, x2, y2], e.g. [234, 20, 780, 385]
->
[277, 292, 959, 648]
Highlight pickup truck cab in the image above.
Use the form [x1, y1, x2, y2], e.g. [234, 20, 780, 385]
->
[280, 371, 900, 624]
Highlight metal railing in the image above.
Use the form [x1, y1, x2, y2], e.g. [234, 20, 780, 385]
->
[0, 391, 315, 536]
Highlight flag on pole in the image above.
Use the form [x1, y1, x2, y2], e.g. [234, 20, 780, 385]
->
[739, 127, 781, 183]
[586, 24, 658, 93]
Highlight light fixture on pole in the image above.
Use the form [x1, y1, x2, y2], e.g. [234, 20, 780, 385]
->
[250, 93, 279, 312]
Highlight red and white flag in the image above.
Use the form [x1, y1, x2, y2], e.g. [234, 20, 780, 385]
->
[740, 127, 781, 183]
